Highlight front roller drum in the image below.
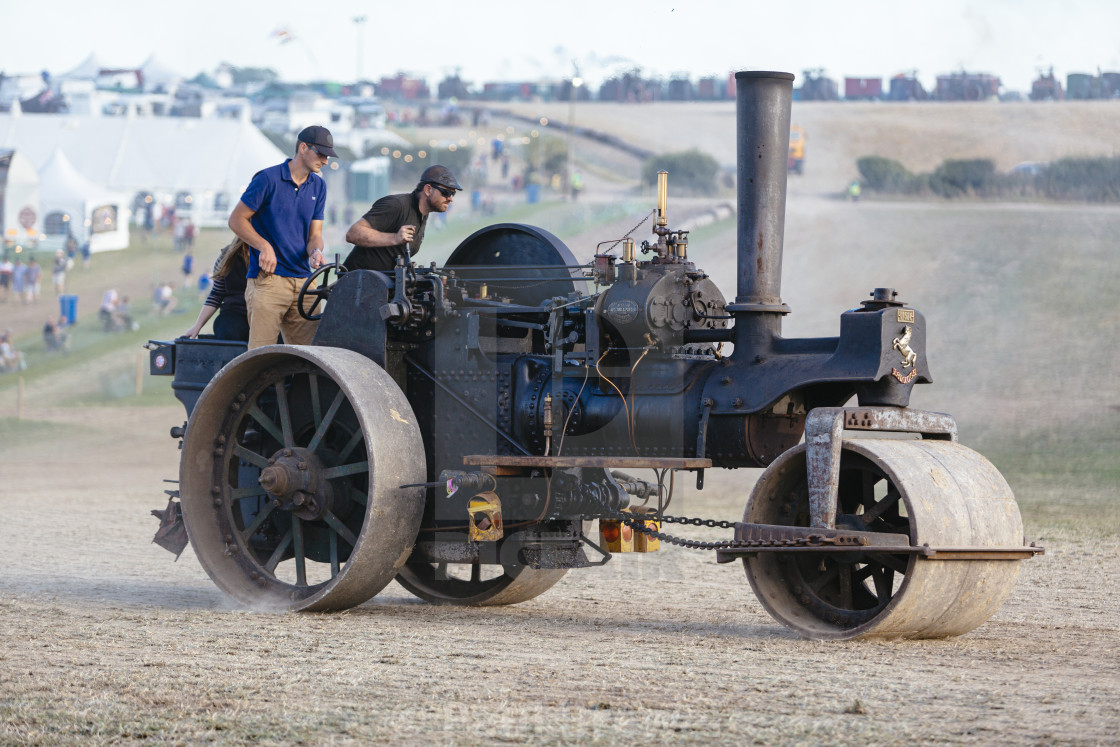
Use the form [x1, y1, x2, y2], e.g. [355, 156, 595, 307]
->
[743, 439, 1024, 640]
[179, 345, 425, 611]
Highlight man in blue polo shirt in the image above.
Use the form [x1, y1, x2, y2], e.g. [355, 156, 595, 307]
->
[229, 125, 336, 349]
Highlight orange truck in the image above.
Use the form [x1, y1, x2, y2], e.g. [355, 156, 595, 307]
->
[788, 125, 806, 174]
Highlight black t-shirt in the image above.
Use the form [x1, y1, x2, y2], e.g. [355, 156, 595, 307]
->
[343, 191, 427, 272]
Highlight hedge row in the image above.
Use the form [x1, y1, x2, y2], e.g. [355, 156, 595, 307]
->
[856, 156, 1120, 202]
[643, 149, 720, 196]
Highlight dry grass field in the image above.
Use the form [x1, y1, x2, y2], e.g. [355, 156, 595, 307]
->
[503, 98, 1120, 186]
[1, 97, 1119, 745]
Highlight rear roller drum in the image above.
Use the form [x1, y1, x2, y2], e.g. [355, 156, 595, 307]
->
[179, 346, 425, 611]
[743, 439, 1023, 640]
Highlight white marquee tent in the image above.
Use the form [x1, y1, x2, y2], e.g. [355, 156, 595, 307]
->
[137, 55, 185, 94]
[59, 52, 184, 94]
[38, 149, 130, 252]
[58, 53, 109, 81]
[0, 111, 287, 230]
[0, 149, 40, 248]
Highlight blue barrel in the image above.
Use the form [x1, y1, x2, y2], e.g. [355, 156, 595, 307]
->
[526, 183, 541, 204]
[59, 294, 78, 325]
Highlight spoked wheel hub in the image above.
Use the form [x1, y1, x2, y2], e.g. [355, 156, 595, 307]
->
[259, 447, 333, 521]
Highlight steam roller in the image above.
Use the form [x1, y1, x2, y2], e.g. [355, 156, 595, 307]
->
[149, 70, 1040, 639]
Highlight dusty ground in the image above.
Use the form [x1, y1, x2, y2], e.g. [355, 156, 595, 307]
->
[1, 403, 1117, 745]
[2, 101, 1120, 744]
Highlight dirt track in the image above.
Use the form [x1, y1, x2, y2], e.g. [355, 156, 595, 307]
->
[1, 401, 1118, 745]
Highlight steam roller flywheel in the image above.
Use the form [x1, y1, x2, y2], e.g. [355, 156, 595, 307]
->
[444, 223, 581, 307]
[179, 345, 425, 611]
[395, 563, 569, 606]
[743, 439, 1024, 640]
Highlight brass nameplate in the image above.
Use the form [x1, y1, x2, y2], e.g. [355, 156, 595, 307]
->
[892, 367, 918, 384]
[897, 309, 915, 323]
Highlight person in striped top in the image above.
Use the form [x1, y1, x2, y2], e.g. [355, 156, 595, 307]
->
[183, 239, 251, 341]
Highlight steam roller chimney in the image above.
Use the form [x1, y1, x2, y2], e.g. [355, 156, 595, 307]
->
[727, 71, 794, 353]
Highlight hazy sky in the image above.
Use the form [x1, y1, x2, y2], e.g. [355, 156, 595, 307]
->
[2, 0, 1118, 93]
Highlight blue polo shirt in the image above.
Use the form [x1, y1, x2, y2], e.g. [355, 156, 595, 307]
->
[239, 160, 326, 278]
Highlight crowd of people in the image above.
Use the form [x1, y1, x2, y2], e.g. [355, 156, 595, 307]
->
[0, 240, 83, 307]
[0, 206, 201, 373]
[98, 288, 138, 332]
[0, 256, 44, 304]
[1, 248, 67, 373]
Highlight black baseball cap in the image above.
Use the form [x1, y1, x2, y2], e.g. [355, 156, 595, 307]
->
[297, 125, 338, 157]
[419, 165, 462, 191]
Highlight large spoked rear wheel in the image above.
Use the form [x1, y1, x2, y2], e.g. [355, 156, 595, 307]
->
[396, 562, 568, 606]
[743, 439, 1024, 640]
[179, 345, 424, 611]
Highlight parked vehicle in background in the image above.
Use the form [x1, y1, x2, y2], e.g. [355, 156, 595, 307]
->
[1065, 71, 1120, 100]
[845, 77, 882, 100]
[888, 72, 929, 101]
[788, 125, 806, 174]
[1030, 68, 1064, 101]
[935, 71, 1001, 101]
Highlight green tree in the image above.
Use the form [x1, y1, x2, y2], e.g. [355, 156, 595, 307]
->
[523, 134, 568, 183]
[642, 149, 719, 196]
[856, 156, 916, 192]
[1041, 157, 1120, 202]
[930, 159, 996, 197]
[226, 65, 279, 85]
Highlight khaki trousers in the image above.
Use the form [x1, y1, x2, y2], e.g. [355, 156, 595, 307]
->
[245, 274, 318, 349]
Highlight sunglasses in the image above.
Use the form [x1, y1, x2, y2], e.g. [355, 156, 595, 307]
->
[429, 184, 455, 199]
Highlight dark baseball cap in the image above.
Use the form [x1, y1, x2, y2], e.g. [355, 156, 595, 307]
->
[419, 164, 462, 191]
[297, 125, 338, 157]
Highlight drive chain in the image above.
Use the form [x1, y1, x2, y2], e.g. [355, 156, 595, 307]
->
[602, 508, 825, 552]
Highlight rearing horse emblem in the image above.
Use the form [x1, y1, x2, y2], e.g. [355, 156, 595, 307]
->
[893, 326, 917, 369]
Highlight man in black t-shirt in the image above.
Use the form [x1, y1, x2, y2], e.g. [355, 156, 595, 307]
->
[343, 165, 461, 272]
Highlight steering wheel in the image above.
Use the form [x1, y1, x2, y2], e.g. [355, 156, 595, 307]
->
[297, 261, 348, 321]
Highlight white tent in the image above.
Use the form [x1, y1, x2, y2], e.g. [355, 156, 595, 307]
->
[0, 112, 287, 228]
[0, 149, 40, 249]
[38, 149, 130, 252]
[58, 53, 109, 81]
[138, 55, 185, 94]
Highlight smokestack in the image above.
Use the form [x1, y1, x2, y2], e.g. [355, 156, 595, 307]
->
[729, 71, 794, 317]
